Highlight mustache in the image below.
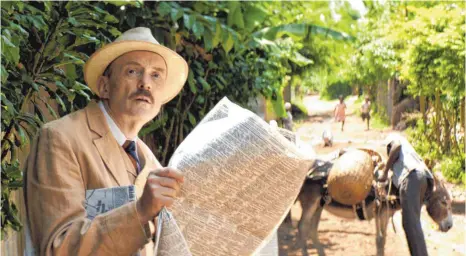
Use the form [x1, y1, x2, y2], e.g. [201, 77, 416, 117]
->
[129, 89, 154, 103]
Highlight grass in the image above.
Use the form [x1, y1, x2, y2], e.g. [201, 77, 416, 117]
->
[370, 112, 390, 129]
[354, 95, 364, 105]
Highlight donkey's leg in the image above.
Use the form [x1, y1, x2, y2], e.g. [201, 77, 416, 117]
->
[309, 205, 325, 256]
[375, 206, 390, 256]
[297, 183, 322, 256]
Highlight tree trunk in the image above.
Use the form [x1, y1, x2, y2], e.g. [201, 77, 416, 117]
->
[420, 95, 426, 123]
[462, 97, 466, 151]
[441, 103, 451, 154]
[162, 96, 182, 165]
[434, 90, 441, 146]
[461, 97, 465, 131]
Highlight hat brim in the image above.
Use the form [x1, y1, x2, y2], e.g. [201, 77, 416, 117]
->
[84, 41, 188, 104]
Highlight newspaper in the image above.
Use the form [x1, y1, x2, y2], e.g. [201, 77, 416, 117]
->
[154, 208, 192, 255]
[154, 97, 314, 255]
[84, 185, 136, 220]
[276, 127, 296, 144]
[254, 232, 279, 256]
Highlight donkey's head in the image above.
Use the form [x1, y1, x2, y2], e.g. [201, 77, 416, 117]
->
[425, 174, 453, 232]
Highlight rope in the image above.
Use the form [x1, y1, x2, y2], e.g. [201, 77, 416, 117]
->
[386, 175, 393, 234]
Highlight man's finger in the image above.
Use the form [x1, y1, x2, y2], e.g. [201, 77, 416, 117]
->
[155, 177, 180, 191]
[152, 167, 184, 183]
[150, 186, 177, 198]
[156, 195, 176, 208]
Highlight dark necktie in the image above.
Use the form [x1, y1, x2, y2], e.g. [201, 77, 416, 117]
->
[124, 140, 141, 174]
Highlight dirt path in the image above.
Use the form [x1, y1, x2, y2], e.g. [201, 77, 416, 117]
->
[277, 95, 465, 256]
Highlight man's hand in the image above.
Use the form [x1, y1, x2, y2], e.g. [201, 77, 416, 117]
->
[136, 167, 184, 225]
[377, 174, 388, 182]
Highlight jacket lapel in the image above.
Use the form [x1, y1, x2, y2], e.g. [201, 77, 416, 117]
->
[86, 102, 128, 186]
[135, 140, 161, 198]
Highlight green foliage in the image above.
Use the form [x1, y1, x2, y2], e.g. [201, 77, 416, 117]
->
[407, 120, 442, 162]
[397, 5, 465, 98]
[319, 80, 352, 100]
[438, 153, 466, 184]
[369, 112, 389, 129]
[407, 119, 465, 183]
[398, 3, 465, 178]
[124, 1, 350, 164]
[343, 1, 465, 182]
[1, 1, 120, 238]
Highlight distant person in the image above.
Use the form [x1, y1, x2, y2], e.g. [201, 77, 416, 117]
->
[283, 102, 294, 131]
[334, 95, 346, 131]
[322, 129, 333, 147]
[361, 96, 371, 130]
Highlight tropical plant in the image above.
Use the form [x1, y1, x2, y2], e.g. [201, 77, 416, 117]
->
[1, 1, 120, 238]
[350, 1, 465, 182]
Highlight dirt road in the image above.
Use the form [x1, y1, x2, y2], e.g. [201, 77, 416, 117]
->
[277, 95, 465, 256]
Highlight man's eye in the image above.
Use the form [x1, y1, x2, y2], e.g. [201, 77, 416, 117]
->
[153, 73, 160, 79]
[128, 69, 139, 75]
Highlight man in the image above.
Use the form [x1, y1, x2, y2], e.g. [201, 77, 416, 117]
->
[360, 95, 371, 130]
[377, 133, 434, 256]
[283, 102, 293, 131]
[334, 95, 346, 131]
[24, 27, 188, 255]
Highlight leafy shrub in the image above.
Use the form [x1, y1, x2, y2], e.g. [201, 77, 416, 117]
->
[407, 119, 465, 184]
[437, 154, 465, 184]
[320, 80, 352, 100]
[1, 1, 119, 238]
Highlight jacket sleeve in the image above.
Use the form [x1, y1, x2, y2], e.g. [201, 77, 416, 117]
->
[24, 126, 150, 256]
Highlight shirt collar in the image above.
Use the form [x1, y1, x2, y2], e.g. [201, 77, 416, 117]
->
[98, 101, 137, 146]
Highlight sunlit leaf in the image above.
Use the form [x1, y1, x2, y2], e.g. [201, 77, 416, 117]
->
[192, 21, 204, 39]
[188, 112, 196, 126]
[157, 2, 172, 16]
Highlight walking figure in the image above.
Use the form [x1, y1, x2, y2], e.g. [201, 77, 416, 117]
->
[361, 95, 371, 130]
[334, 95, 346, 131]
[283, 102, 294, 131]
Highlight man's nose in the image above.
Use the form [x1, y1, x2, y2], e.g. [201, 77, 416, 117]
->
[138, 73, 152, 91]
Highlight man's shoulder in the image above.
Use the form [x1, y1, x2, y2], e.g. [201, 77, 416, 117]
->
[41, 105, 91, 136]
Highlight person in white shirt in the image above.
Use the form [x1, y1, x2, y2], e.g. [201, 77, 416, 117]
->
[360, 96, 371, 130]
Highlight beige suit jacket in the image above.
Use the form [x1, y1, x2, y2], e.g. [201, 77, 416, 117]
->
[24, 102, 161, 255]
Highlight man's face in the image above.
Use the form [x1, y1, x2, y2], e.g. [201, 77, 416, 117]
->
[98, 51, 167, 124]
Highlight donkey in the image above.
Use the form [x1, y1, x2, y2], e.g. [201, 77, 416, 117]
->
[296, 158, 453, 256]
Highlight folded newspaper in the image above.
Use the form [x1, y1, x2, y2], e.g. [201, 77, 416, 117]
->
[84, 185, 136, 220]
[150, 97, 315, 255]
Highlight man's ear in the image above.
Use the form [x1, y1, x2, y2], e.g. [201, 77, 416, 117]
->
[97, 76, 110, 99]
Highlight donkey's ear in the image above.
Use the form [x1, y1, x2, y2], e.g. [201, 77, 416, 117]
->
[431, 172, 439, 192]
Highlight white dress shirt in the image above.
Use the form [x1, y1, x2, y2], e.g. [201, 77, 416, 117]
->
[98, 101, 138, 152]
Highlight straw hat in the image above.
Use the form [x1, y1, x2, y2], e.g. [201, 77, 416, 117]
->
[84, 27, 188, 104]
